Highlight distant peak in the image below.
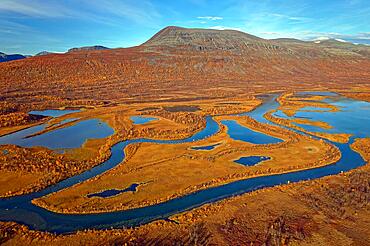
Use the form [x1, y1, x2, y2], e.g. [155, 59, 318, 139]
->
[67, 45, 110, 53]
[36, 51, 53, 56]
[0, 52, 27, 62]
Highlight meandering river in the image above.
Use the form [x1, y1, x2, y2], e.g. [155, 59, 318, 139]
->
[0, 93, 368, 233]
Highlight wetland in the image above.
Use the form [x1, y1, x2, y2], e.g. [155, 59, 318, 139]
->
[0, 92, 368, 236]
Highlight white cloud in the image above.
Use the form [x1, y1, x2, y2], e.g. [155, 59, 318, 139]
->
[0, 0, 161, 27]
[197, 16, 223, 21]
[314, 36, 330, 41]
[335, 38, 348, 43]
[269, 13, 311, 22]
[0, 0, 74, 17]
[208, 26, 243, 32]
[86, 0, 161, 26]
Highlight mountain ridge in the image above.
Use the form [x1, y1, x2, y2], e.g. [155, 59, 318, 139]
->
[0, 52, 27, 63]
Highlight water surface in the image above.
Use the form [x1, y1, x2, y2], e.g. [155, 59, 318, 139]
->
[222, 120, 282, 144]
[234, 156, 271, 166]
[191, 143, 221, 150]
[130, 116, 157, 125]
[87, 183, 140, 198]
[29, 109, 80, 118]
[0, 119, 114, 150]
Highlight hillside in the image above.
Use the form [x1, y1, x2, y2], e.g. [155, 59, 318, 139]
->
[0, 26, 369, 112]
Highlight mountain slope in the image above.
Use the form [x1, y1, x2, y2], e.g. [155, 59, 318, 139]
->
[143, 26, 265, 51]
[0, 26, 369, 111]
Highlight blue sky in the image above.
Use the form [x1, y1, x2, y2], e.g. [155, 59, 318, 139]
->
[1, 0, 369, 55]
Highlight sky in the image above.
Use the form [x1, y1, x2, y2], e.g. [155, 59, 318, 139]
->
[1, 0, 369, 55]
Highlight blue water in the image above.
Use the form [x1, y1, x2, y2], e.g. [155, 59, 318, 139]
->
[0, 119, 114, 150]
[235, 156, 271, 166]
[51, 118, 79, 127]
[296, 91, 338, 97]
[299, 106, 331, 112]
[191, 143, 221, 150]
[222, 120, 282, 144]
[87, 184, 140, 198]
[0, 93, 368, 234]
[29, 109, 80, 118]
[131, 116, 157, 125]
[273, 95, 370, 139]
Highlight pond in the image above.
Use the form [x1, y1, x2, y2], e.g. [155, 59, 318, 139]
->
[234, 156, 271, 166]
[0, 119, 114, 150]
[191, 143, 221, 150]
[29, 109, 80, 118]
[0, 109, 114, 150]
[87, 183, 140, 198]
[222, 120, 282, 144]
[273, 95, 370, 139]
[130, 116, 158, 125]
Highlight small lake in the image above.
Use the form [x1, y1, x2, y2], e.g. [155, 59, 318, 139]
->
[273, 95, 370, 139]
[87, 183, 140, 198]
[29, 109, 80, 117]
[51, 118, 79, 127]
[0, 109, 114, 150]
[234, 156, 271, 166]
[191, 143, 221, 150]
[222, 120, 282, 144]
[296, 91, 338, 97]
[130, 116, 157, 125]
[0, 119, 114, 149]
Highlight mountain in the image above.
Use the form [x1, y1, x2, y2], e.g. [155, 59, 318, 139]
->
[0, 26, 369, 109]
[35, 51, 54, 56]
[143, 26, 264, 51]
[142, 26, 370, 58]
[67, 45, 110, 53]
[0, 52, 27, 63]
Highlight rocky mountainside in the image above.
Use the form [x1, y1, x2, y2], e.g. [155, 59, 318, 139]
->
[0, 52, 27, 63]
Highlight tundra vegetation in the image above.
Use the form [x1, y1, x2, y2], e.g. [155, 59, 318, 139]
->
[0, 27, 369, 245]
